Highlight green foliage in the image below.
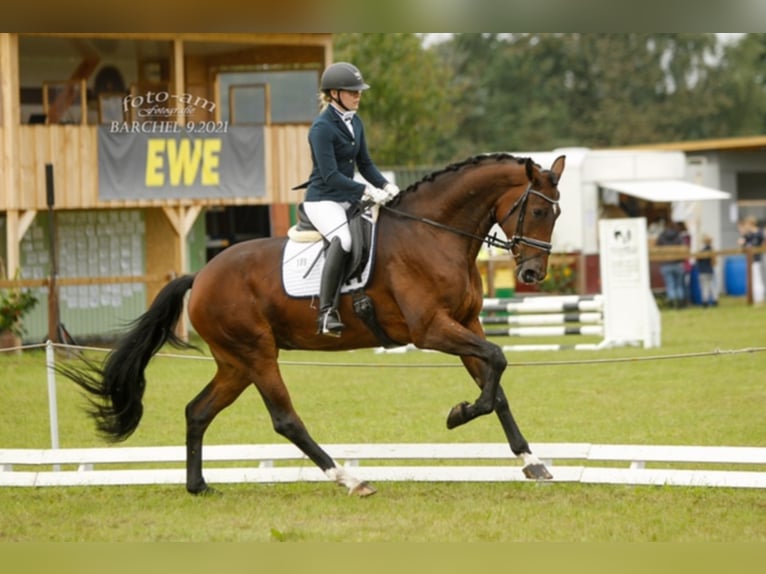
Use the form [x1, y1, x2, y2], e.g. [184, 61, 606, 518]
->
[539, 258, 577, 294]
[333, 33, 766, 166]
[0, 285, 39, 337]
[333, 33, 460, 165]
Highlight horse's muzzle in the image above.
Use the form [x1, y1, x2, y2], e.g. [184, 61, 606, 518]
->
[520, 268, 541, 284]
[516, 262, 547, 284]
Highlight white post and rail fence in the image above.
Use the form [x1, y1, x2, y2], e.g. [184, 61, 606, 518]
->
[0, 340, 764, 490]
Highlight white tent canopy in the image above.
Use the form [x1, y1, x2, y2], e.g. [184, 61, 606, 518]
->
[599, 180, 730, 202]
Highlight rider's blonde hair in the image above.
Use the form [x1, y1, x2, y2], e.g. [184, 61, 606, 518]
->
[318, 91, 332, 111]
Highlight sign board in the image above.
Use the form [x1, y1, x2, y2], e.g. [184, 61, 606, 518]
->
[97, 125, 266, 201]
[598, 217, 661, 348]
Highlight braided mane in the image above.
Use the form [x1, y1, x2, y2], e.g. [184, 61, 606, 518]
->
[404, 153, 529, 194]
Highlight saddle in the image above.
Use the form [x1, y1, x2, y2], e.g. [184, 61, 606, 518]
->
[285, 202, 401, 348]
[288, 202, 374, 284]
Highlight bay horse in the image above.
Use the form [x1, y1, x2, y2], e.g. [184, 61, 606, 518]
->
[63, 152, 565, 496]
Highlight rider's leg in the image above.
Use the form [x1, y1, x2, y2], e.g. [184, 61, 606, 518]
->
[317, 236, 349, 335]
[302, 201, 352, 336]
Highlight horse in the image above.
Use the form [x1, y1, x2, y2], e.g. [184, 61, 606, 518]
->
[62, 152, 565, 497]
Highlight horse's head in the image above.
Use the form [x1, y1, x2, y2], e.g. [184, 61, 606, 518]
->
[494, 155, 565, 284]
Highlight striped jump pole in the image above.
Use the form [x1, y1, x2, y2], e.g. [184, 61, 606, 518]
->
[501, 343, 606, 352]
[482, 294, 604, 314]
[482, 325, 604, 337]
[479, 312, 603, 326]
[480, 294, 607, 351]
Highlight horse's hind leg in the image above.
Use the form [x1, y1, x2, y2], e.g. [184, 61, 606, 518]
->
[185, 363, 252, 495]
[254, 360, 376, 497]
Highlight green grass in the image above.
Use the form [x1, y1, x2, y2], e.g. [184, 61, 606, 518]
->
[2, 482, 763, 543]
[0, 296, 764, 541]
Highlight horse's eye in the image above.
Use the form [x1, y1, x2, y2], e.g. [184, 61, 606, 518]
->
[533, 208, 546, 218]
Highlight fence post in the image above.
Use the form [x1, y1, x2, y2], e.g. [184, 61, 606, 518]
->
[45, 339, 60, 470]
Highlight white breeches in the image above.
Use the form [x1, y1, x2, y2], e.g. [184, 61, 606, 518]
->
[303, 200, 352, 252]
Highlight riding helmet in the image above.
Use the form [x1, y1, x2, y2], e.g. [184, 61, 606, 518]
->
[320, 62, 370, 92]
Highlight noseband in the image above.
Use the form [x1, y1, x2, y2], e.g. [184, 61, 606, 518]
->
[492, 182, 561, 258]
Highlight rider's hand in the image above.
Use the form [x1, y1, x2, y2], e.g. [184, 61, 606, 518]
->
[362, 185, 390, 205]
[384, 183, 401, 202]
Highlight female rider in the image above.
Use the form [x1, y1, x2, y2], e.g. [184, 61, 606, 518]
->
[303, 62, 399, 336]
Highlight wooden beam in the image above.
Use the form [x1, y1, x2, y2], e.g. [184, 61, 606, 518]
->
[162, 205, 201, 244]
[172, 37, 185, 122]
[1, 34, 20, 210]
[3, 210, 36, 277]
[21, 32, 332, 47]
[155, 205, 202, 342]
[47, 55, 100, 125]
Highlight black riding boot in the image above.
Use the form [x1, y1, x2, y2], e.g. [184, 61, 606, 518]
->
[317, 237, 348, 336]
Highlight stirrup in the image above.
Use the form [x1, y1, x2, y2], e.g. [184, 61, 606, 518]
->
[318, 310, 344, 337]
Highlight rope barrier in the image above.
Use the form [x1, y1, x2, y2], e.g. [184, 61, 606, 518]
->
[3, 341, 764, 368]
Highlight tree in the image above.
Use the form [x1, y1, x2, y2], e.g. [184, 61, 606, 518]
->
[330, 33, 766, 166]
[563, 34, 722, 145]
[711, 34, 766, 137]
[333, 33, 459, 166]
[434, 33, 752, 151]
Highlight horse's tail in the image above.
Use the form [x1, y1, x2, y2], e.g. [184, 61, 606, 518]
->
[61, 274, 197, 442]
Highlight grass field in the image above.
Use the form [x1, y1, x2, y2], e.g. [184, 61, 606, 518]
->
[0, 296, 764, 542]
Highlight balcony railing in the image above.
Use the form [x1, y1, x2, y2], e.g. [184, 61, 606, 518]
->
[1, 124, 311, 211]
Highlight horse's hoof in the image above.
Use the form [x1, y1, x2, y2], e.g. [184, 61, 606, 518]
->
[446, 401, 470, 429]
[350, 481, 377, 497]
[523, 463, 553, 480]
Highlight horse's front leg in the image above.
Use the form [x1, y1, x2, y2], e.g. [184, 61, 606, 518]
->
[493, 384, 552, 480]
[438, 318, 552, 481]
[451, 353, 552, 480]
[445, 339, 507, 428]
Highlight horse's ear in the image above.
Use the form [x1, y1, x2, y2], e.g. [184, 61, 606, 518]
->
[524, 157, 536, 182]
[551, 155, 566, 181]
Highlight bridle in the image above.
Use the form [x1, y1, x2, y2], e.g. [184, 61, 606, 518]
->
[380, 181, 560, 262]
[492, 182, 561, 257]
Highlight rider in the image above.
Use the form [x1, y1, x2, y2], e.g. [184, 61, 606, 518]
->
[303, 62, 400, 336]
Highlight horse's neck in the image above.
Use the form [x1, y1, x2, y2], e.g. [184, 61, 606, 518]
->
[413, 174, 507, 236]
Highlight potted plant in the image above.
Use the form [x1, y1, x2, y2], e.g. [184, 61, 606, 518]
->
[0, 283, 39, 351]
[539, 258, 578, 295]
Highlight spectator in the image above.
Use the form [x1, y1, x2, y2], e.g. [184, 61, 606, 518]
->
[678, 222, 692, 304]
[738, 216, 765, 306]
[656, 221, 687, 309]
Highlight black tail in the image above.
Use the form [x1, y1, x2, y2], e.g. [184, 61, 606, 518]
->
[59, 274, 196, 442]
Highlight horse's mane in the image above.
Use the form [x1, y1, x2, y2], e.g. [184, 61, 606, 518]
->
[403, 152, 530, 195]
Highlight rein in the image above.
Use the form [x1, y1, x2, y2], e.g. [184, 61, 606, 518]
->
[380, 182, 560, 256]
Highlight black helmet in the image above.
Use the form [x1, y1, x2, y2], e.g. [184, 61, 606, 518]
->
[320, 62, 370, 92]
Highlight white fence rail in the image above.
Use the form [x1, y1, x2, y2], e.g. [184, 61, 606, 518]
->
[2, 442, 764, 489]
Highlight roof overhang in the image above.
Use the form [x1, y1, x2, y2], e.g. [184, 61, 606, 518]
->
[599, 180, 730, 202]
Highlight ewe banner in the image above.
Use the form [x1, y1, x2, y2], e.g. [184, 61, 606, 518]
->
[97, 123, 265, 201]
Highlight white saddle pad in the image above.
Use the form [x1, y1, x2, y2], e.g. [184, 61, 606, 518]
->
[282, 225, 376, 298]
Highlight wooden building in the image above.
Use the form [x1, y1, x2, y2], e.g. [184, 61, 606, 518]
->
[0, 33, 332, 341]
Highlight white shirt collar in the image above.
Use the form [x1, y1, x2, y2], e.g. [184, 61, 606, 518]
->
[331, 105, 355, 136]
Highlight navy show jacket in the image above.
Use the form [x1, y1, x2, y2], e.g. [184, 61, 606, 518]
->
[304, 106, 388, 202]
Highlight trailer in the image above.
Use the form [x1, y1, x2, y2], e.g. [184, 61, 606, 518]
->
[518, 147, 731, 293]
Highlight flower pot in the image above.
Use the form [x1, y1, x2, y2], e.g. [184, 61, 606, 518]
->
[0, 330, 22, 354]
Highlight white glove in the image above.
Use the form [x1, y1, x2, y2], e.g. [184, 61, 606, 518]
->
[384, 183, 401, 201]
[362, 185, 390, 205]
